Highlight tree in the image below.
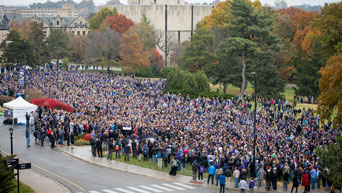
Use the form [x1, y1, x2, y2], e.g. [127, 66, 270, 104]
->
[104, 14, 134, 33]
[155, 30, 177, 67]
[181, 28, 217, 75]
[194, 71, 210, 92]
[150, 48, 164, 70]
[47, 29, 69, 69]
[128, 15, 157, 52]
[317, 54, 342, 127]
[316, 136, 342, 187]
[119, 33, 150, 71]
[216, 39, 242, 93]
[84, 28, 121, 67]
[28, 22, 49, 66]
[312, 2, 342, 57]
[166, 68, 210, 92]
[274, 0, 287, 9]
[1, 30, 33, 67]
[67, 34, 87, 63]
[0, 153, 16, 193]
[170, 41, 189, 66]
[89, 7, 118, 31]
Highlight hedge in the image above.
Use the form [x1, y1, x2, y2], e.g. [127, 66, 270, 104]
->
[164, 89, 235, 100]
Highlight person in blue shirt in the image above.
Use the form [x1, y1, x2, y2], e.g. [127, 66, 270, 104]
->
[207, 164, 216, 185]
[310, 168, 316, 189]
[220, 174, 226, 193]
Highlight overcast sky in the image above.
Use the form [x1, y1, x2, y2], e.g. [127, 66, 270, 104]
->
[1, 0, 341, 7]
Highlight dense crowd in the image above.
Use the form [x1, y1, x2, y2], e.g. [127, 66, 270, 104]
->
[1, 69, 341, 193]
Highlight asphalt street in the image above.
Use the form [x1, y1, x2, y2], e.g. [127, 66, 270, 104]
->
[0, 120, 224, 193]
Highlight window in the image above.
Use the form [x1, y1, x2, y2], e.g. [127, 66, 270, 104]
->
[57, 20, 59, 25]
[72, 31, 74, 34]
[77, 31, 80, 35]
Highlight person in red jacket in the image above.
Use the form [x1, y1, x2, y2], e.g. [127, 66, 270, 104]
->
[302, 171, 310, 193]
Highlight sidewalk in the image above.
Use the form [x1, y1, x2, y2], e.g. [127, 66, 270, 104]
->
[20, 169, 70, 193]
[57, 145, 326, 193]
[57, 145, 192, 184]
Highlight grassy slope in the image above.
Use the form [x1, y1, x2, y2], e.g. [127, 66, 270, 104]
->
[10, 182, 34, 193]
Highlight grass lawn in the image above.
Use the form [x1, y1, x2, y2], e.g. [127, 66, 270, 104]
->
[105, 151, 208, 179]
[10, 181, 34, 193]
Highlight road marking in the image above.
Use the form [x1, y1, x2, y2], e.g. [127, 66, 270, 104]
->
[115, 188, 135, 193]
[139, 186, 163, 193]
[127, 187, 151, 193]
[0, 149, 85, 191]
[150, 185, 174, 192]
[162, 183, 185, 190]
[89, 191, 101, 193]
[102, 189, 118, 193]
[172, 182, 196, 189]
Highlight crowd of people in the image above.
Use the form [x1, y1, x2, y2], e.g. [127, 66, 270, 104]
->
[1, 69, 341, 193]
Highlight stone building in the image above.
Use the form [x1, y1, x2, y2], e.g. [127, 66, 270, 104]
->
[3, 4, 79, 17]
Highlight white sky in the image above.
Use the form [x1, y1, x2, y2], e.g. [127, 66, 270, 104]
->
[1, 0, 341, 7]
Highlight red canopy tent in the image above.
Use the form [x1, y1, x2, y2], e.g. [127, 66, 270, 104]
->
[30, 98, 73, 113]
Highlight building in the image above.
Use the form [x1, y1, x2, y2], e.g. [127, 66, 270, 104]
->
[4, 4, 79, 17]
[108, 0, 213, 43]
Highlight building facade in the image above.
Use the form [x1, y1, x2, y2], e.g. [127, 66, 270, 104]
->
[4, 4, 79, 17]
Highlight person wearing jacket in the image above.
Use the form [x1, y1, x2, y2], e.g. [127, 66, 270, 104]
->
[233, 167, 240, 188]
[216, 167, 224, 186]
[265, 167, 272, 191]
[96, 137, 103, 157]
[302, 172, 310, 193]
[291, 175, 300, 193]
[220, 174, 226, 193]
[224, 166, 232, 189]
[107, 138, 114, 160]
[271, 168, 278, 191]
[256, 168, 264, 189]
[26, 128, 31, 148]
[208, 164, 216, 185]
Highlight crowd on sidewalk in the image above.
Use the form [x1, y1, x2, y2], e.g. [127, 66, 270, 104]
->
[1, 69, 341, 193]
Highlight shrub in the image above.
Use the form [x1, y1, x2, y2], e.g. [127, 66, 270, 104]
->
[0, 95, 12, 106]
[84, 133, 91, 141]
[166, 68, 210, 92]
[75, 139, 90, 146]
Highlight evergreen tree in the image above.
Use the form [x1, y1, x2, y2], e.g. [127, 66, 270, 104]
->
[316, 135, 342, 187]
[0, 153, 16, 193]
[181, 28, 217, 76]
[47, 29, 69, 70]
[28, 22, 49, 67]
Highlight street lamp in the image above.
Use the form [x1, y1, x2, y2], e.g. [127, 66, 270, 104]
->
[251, 72, 257, 178]
[9, 128, 14, 155]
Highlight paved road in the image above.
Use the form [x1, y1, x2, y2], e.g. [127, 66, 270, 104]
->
[0, 121, 221, 193]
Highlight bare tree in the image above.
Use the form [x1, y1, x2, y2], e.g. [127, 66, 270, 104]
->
[155, 30, 177, 67]
[170, 41, 189, 66]
[84, 28, 121, 67]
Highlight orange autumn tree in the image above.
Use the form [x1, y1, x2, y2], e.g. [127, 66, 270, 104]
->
[104, 14, 134, 33]
[119, 33, 150, 71]
[317, 54, 342, 127]
[151, 48, 164, 70]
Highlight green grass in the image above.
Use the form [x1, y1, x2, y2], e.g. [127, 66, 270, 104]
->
[10, 181, 34, 193]
[105, 152, 208, 178]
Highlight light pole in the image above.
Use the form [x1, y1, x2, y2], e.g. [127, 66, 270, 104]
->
[9, 128, 14, 155]
[251, 72, 257, 178]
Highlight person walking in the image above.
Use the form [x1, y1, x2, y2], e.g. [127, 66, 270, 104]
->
[233, 167, 241, 188]
[108, 138, 114, 160]
[208, 164, 216, 185]
[40, 128, 45, 146]
[25, 128, 31, 148]
[25, 112, 30, 129]
[220, 174, 226, 193]
[239, 178, 247, 193]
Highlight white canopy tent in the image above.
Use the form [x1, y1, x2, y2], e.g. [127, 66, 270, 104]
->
[3, 97, 37, 124]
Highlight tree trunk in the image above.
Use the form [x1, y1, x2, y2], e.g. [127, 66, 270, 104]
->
[241, 49, 246, 101]
[223, 83, 227, 94]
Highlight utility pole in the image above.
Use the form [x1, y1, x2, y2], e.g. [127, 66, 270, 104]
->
[164, 4, 168, 67]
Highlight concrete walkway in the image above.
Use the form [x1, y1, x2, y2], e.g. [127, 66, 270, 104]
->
[57, 145, 192, 184]
[20, 169, 70, 193]
[57, 145, 326, 193]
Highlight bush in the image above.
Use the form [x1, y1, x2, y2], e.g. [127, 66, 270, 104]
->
[75, 139, 90, 146]
[166, 68, 210, 92]
[84, 133, 91, 141]
[25, 88, 46, 102]
[0, 95, 12, 106]
[164, 89, 235, 100]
